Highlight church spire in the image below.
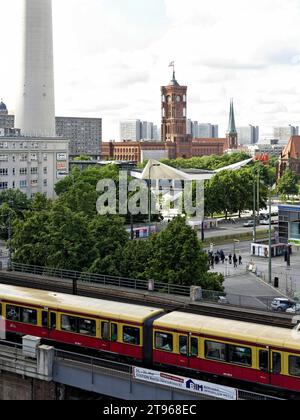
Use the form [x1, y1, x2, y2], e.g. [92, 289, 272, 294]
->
[226, 99, 238, 149]
[227, 99, 237, 134]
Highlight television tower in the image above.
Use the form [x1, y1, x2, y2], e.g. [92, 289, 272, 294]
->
[15, 0, 55, 137]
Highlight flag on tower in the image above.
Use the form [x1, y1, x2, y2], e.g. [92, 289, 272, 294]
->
[169, 61, 175, 67]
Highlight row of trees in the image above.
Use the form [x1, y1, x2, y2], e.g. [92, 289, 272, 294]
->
[10, 194, 224, 290]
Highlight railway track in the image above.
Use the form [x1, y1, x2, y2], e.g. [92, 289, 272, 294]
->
[0, 270, 295, 329]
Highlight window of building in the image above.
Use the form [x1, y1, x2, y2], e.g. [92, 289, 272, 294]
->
[31, 180, 38, 187]
[205, 341, 226, 361]
[20, 154, 28, 162]
[155, 332, 173, 352]
[19, 168, 27, 175]
[43, 154, 48, 161]
[0, 155, 8, 162]
[43, 179, 48, 187]
[20, 180, 27, 189]
[0, 182, 8, 190]
[43, 167, 47, 174]
[0, 168, 8, 176]
[31, 153, 38, 161]
[31, 167, 38, 175]
[289, 356, 300, 377]
[123, 326, 140, 345]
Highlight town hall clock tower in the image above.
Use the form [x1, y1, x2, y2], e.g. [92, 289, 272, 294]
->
[161, 68, 188, 144]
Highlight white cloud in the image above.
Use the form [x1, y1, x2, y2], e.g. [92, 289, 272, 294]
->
[1, 0, 300, 140]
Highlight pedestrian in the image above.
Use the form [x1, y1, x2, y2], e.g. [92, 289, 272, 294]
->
[210, 256, 214, 269]
[228, 254, 232, 265]
[233, 254, 238, 268]
[239, 255, 243, 266]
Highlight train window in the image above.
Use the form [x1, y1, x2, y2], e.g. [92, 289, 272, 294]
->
[179, 336, 188, 356]
[61, 315, 77, 333]
[50, 312, 56, 330]
[155, 332, 173, 352]
[191, 338, 198, 357]
[111, 324, 118, 342]
[289, 356, 300, 377]
[205, 341, 226, 361]
[22, 308, 37, 325]
[42, 311, 48, 328]
[123, 326, 140, 346]
[273, 353, 281, 375]
[6, 305, 37, 325]
[6, 305, 21, 322]
[78, 318, 96, 337]
[259, 350, 269, 372]
[228, 345, 252, 367]
[101, 322, 110, 340]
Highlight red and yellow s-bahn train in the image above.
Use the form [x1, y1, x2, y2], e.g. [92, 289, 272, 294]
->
[1, 284, 300, 395]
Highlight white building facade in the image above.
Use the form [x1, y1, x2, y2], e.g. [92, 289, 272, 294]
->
[120, 120, 141, 141]
[0, 135, 69, 199]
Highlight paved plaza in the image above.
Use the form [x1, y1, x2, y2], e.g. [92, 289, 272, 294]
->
[207, 238, 300, 300]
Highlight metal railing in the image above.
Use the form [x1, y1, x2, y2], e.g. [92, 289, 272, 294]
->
[10, 262, 191, 297]
[7, 262, 291, 313]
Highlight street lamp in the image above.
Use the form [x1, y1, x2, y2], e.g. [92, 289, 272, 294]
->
[253, 177, 257, 243]
[148, 163, 160, 236]
[268, 184, 276, 284]
[268, 188, 272, 284]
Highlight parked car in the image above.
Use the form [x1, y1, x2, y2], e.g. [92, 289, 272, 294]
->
[286, 303, 300, 314]
[271, 298, 294, 312]
[260, 219, 270, 225]
[243, 221, 255, 227]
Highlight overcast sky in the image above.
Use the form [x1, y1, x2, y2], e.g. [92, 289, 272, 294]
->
[1, 0, 300, 140]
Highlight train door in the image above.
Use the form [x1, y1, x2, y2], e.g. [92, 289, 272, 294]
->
[178, 334, 189, 367]
[48, 311, 57, 339]
[41, 310, 50, 338]
[258, 348, 271, 385]
[270, 351, 283, 388]
[178, 335, 200, 368]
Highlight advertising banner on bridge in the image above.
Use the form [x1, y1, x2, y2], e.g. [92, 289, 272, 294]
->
[132, 367, 237, 400]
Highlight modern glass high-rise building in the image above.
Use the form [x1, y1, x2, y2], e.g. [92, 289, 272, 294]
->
[237, 125, 259, 145]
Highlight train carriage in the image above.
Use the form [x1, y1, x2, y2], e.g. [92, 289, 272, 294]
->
[153, 312, 300, 393]
[0, 284, 163, 363]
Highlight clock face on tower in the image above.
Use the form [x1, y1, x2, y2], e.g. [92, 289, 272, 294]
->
[167, 95, 172, 103]
[176, 95, 181, 102]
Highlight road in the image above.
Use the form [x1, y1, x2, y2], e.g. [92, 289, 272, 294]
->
[203, 223, 269, 240]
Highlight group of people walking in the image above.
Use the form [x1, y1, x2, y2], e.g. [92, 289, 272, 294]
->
[208, 250, 242, 269]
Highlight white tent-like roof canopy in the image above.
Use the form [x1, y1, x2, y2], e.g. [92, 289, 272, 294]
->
[131, 158, 254, 181]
